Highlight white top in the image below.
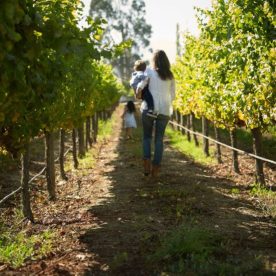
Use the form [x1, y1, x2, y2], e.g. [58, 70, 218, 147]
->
[124, 111, 137, 128]
[137, 67, 175, 116]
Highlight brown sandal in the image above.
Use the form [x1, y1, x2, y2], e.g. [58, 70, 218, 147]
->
[143, 159, 151, 176]
[151, 164, 160, 177]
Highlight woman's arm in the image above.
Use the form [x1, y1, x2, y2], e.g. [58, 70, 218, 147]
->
[137, 76, 149, 90]
[136, 76, 149, 99]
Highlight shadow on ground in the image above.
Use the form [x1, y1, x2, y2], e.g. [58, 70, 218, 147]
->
[79, 113, 276, 275]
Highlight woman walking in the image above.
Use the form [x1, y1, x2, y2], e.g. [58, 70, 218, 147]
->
[136, 50, 175, 177]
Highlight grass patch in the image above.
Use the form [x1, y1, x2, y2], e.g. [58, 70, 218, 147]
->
[75, 150, 97, 176]
[97, 118, 113, 141]
[231, 188, 240, 195]
[149, 223, 263, 275]
[250, 183, 276, 220]
[0, 210, 55, 268]
[0, 229, 55, 268]
[166, 126, 215, 165]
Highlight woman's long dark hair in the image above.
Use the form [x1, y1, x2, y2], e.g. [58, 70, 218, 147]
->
[152, 50, 174, 80]
[126, 101, 136, 113]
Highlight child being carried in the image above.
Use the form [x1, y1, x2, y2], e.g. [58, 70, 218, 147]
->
[130, 60, 157, 118]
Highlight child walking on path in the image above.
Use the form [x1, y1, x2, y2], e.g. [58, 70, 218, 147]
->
[129, 60, 156, 118]
[122, 101, 137, 140]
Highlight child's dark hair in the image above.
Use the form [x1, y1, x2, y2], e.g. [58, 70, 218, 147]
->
[134, 60, 147, 72]
[126, 101, 136, 113]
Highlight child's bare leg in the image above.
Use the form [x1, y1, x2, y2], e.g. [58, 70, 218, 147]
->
[125, 128, 130, 139]
[126, 128, 132, 139]
[128, 128, 133, 139]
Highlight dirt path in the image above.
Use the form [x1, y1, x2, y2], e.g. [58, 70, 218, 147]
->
[3, 105, 276, 275]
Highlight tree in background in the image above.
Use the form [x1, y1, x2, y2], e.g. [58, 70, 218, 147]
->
[89, 0, 152, 84]
[176, 23, 181, 57]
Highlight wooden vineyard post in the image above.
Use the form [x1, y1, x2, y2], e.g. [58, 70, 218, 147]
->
[191, 113, 199, 147]
[230, 128, 240, 173]
[78, 123, 85, 158]
[21, 142, 34, 221]
[251, 127, 265, 185]
[186, 114, 191, 142]
[59, 129, 68, 180]
[180, 114, 185, 135]
[45, 131, 56, 200]
[214, 127, 223, 164]
[86, 117, 92, 149]
[202, 116, 209, 157]
[72, 128, 79, 169]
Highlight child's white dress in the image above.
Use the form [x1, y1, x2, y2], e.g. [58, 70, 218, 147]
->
[124, 111, 137, 128]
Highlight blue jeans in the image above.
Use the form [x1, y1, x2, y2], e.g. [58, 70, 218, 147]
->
[142, 111, 170, 165]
